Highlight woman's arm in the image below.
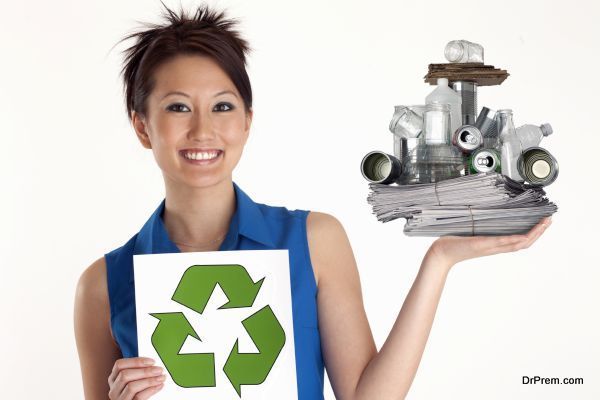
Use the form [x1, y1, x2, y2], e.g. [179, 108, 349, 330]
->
[307, 212, 550, 400]
[74, 257, 123, 399]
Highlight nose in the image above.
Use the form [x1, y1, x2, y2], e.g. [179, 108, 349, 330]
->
[187, 109, 216, 142]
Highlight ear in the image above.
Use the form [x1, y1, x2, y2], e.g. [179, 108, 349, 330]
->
[243, 108, 253, 140]
[131, 111, 152, 149]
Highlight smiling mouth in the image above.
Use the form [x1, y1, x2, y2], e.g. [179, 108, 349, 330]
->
[180, 149, 223, 161]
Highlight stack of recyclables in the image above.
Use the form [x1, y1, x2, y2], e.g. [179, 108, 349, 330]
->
[367, 173, 557, 236]
[360, 40, 559, 236]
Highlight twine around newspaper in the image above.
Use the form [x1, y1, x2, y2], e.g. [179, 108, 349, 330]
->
[434, 182, 475, 236]
[434, 181, 441, 206]
[467, 205, 475, 236]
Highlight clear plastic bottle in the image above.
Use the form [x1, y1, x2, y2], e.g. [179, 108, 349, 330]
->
[425, 78, 462, 135]
[496, 109, 523, 181]
[515, 123, 553, 150]
[444, 40, 484, 63]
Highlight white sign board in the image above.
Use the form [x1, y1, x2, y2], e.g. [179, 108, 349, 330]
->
[134, 249, 298, 399]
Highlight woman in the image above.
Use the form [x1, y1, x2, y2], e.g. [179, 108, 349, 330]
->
[74, 3, 551, 399]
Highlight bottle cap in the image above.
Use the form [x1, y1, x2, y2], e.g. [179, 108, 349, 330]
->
[540, 123, 553, 136]
[437, 78, 449, 87]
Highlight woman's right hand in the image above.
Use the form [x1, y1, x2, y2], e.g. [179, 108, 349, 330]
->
[108, 357, 166, 399]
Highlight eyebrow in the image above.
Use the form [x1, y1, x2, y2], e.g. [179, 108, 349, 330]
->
[161, 90, 238, 100]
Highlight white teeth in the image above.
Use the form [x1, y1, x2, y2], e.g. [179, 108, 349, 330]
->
[184, 151, 220, 160]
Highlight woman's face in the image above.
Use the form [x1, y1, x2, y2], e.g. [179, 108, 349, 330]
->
[132, 54, 252, 189]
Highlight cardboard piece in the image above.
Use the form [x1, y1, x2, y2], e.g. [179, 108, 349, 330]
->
[424, 62, 510, 86]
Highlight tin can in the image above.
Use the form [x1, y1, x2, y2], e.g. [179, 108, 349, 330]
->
[452, 81, 478, 125]
[468, 148, 501, 173]
[361, 151, 403, 184]
[452, 125, 483, 153]
[517, 147, 559, 186]
[475, 107, 497, 138]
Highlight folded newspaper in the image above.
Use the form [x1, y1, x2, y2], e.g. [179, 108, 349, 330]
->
[367, 173, 557, 236]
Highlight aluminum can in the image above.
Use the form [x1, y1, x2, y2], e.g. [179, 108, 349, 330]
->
[469, 148, 500, 173]
[452, 125, 483, 153]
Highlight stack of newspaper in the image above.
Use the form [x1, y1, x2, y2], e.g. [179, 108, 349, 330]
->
[367, 173, 557, 236]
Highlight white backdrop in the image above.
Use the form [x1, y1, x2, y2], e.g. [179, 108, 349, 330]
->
[1, 0, 599, 398]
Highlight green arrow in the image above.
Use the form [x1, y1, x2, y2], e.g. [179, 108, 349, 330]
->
[223, 305, 286, 397]
[171, 264, 264, 314]
[149, 312, 215, 388]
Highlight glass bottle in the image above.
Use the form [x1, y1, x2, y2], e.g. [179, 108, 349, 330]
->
[423, 102, 451, 145]
[444, 40, 484, 63]
[496, 109, 523, 181]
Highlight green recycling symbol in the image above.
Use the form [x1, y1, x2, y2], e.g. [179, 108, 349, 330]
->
[149, 264, 286, 397]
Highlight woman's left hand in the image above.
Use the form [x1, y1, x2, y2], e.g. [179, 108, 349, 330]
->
[426, 216, 553, 269]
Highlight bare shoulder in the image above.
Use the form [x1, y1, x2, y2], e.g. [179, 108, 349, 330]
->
[75, 256, 108, 307]
[74, 256, 114, 341]
[306, 211, 355, 287]
[306, 211, 349, 254]
[307, 211, 346, 235]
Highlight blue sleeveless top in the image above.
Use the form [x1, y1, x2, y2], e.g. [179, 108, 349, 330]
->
[104, 182, 325, 399]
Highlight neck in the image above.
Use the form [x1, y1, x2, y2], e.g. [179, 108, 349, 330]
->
[162, 176, 236, 250]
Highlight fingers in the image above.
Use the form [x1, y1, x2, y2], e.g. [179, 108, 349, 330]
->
[482, 217, 551, 247]
[108, 357, 166, 400]
[432, 217, 553, 264]
[109, 357, 155, 384]
[478, 235, 525, 252]
[130, 383, 165, 400]
[494, 217, 551, 254]
[119, 375, 166, 400]
[520, 217, 552, 249]
[462, 234, 526, 258]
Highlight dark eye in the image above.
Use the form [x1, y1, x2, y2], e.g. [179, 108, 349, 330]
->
[167, 103, 190, 112]
[214, 102, 234, 112]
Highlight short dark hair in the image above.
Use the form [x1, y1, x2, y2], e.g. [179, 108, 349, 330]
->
[116, 1, 253, 121]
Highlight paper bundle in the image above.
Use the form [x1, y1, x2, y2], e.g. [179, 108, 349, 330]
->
[367, 173, 557, 236]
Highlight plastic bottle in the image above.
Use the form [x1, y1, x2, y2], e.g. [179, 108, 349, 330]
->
[515, 123, 553, 150]
[425, 78, 462, 135]
[496, 109, 523, 181]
